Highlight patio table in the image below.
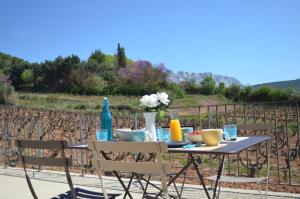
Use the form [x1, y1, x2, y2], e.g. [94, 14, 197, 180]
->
[68, 135, 271, 199]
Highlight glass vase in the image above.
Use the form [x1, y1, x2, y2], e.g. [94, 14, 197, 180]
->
[143, 112, 157, 141]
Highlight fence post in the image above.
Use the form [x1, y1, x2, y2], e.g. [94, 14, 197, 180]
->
[2, 119, 8, 167]
[79, 114, 84, 176]
[284, 104, 292, 184]
[37, 120, 42, 171]
[296, 102, 300, 157]
[1, 119, 3, 166]
[208, 106, 211, 128]
[198, 106, 201, 129]
[134, 112, 138, 130]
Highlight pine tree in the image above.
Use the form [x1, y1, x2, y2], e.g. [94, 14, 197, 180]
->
[117, 43, 127, 68]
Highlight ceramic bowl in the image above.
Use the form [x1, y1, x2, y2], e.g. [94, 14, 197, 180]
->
[115, 129, 145, 142]
[201, 129, 223, 146]
[185, 133, 202, 143]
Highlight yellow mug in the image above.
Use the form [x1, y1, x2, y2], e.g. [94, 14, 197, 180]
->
[201, 129, 223, 146]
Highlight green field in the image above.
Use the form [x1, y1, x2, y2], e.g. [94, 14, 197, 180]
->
[13, 92, 230, 112]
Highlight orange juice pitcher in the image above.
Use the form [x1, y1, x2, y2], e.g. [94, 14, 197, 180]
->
[169, 109, 182, 142]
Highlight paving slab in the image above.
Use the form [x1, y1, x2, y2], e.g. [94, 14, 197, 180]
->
[0, 167, 300, 199]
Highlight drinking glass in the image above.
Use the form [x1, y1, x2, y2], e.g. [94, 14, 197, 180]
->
[223, 125, 237, 141]
[96, 129, 108, 141]
[156, 128, 171, 142]
[181, 127, 193, 141]
[131, 130, 145, 142]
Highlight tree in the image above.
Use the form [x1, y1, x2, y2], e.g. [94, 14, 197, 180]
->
[88, 50, 106, 65]
[200, 75, 216, 95]
[225, 84, 241, 101]
[21, 69, 33, 89]
[182, 78, 200, 94]
[216, 82, 225, 95]
[239, 86, 253, 102]
[116, 43, 127, 68]
[69, 67, 107, 95]
[116, 60, 168, 95]
[41, 55, 80, 92]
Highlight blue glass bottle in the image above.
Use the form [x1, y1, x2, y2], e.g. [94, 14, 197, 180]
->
[100, 97, 113, 141]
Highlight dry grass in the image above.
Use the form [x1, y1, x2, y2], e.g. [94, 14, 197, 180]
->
[15, 92, 229, 112]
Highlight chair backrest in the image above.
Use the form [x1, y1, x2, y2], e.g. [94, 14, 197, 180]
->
[88, 141, 171, 175]
[16, 140, 72, 167]
[88, 141, 171, 198]
[16, 140, 76, 199]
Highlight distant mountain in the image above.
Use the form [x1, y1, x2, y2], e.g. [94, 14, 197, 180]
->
[253, 79, 300, 92]
[167, 71, 242, 86]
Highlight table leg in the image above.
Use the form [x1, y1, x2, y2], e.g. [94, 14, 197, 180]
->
[156, 153, 211, 199]
[189, 154, 211, 199]
[212, 154, 225, 199]
[155, 159, 193, 198]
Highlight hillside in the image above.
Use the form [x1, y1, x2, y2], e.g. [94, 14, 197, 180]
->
[0, 52, 27, 70]
[253, 79, 300, 92]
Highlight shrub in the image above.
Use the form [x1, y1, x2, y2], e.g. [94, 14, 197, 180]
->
[46, 95, 60, 103]
[74, 104, 88, 110]
[167, 83, 185, 98]
[200, 75, 216, 95]
[239, 86, 253, 102]
[0, 84, 14, 104]
[94, 104, 101, 110]
[0, 75, 15, 105]
[225, 84, 241, 101]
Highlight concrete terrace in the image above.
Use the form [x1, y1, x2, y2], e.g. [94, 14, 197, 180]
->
[0, 167, 300, 199]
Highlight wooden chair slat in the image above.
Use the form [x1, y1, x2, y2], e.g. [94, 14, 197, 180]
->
[91, 158, 171, 175]
[16, 140, 68, 149]
[89, 140, 171, 198]
[23, 156, 72, 167]
[237, 124, 274, 131]
[88, 141, 168, 153]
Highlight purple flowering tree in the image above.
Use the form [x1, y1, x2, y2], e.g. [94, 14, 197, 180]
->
[116, 60, 169, 95]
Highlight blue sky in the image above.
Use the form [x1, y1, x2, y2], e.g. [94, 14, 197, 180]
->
[0, 0, 299, 85]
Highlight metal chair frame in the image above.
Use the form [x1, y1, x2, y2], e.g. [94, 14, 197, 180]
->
[88, 141, 172, 199]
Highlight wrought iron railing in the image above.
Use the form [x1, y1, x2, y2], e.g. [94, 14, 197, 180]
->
[0, 101, 299, 185]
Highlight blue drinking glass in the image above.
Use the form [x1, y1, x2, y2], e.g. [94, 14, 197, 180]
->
[96, 129, 108, 141]
[131, 130, 145, 142]
[156, 128, 171, 142]
[223, 125, 237, 141]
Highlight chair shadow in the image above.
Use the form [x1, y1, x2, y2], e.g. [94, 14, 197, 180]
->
[51, 187, 121, 199]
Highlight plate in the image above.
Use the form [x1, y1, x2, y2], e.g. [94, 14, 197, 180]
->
[167, 141, 189, 148]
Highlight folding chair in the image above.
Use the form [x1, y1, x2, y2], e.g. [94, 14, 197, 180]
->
[88, 141, 172, 199]
[16, 140, 112, 199]
[206, 124, 272, 199]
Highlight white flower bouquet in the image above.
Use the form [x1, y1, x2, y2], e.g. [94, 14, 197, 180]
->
[140, 92, 170, 112]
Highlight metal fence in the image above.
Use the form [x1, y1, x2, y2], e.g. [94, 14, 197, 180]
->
[0, 101, 299, 185]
